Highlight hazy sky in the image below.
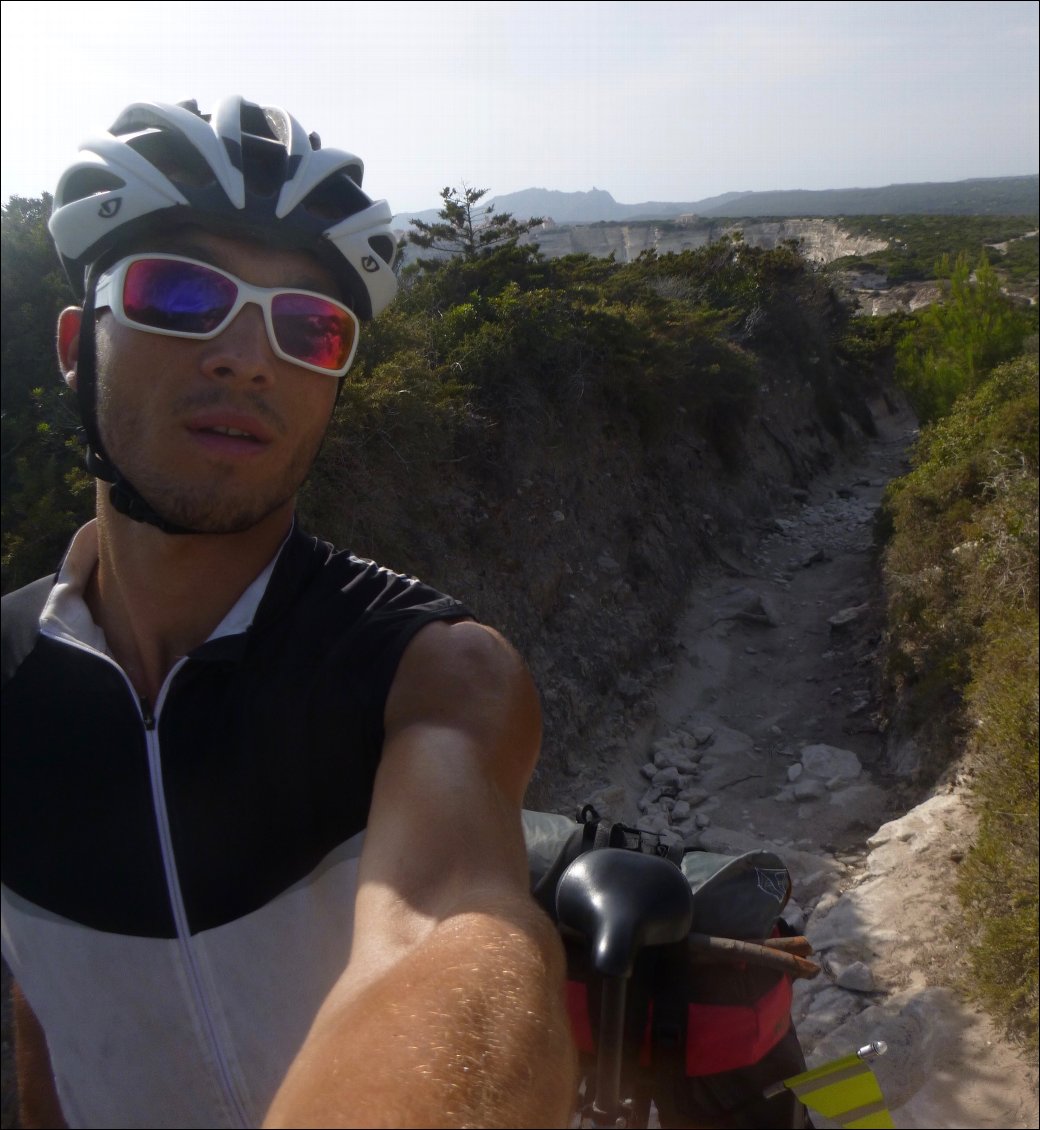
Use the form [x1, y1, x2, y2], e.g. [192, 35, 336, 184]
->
[1, 1, 1037, 214]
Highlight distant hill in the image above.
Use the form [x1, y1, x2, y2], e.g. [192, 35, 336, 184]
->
[695, 176, 1039, 218]
[393, 175, 1038, 230]
[485, 186, 753, 223]
[393, 187, 750, 229]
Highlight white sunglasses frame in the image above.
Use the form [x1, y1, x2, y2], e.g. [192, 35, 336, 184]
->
[93, 253, 361, 377]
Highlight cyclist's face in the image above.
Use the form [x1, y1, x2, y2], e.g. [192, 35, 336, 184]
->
[89, 230, 344, 534]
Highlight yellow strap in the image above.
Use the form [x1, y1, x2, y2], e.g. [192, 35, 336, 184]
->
[789, 1060, 872, 1096]
[782, 1053, 861, 1089]
[845, 1099, 896, 1129]
[783, 1058, 894, 1129]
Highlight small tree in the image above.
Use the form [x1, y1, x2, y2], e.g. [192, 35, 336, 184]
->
[896, 252, 1031, 424]
[2, 194, 91, 593]
[409, 184, 542, 261]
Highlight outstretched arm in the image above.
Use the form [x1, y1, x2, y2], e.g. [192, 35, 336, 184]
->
[12, 981, 67, 1130]
[264, 620, 577, 1129]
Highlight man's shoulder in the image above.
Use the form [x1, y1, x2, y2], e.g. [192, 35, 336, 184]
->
[1, 574, 56, 685]
[274, 527, 469, 625]
[248, 527, 473, 700]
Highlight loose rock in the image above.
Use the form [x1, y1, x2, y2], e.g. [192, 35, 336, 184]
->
[836, 961, 876, 992]
[800, 743, 862, 783]
[828, 603, 870, 633]
[794, 779, 825, 801]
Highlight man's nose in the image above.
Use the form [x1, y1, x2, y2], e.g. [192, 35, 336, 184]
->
[198, 303, 276, 386]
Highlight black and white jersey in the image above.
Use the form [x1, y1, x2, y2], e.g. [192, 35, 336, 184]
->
[2, 522, 469, 1128]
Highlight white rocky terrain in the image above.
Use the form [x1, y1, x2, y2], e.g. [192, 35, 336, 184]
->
[398, 213, 989, 315]
[555, 402, 1040, 1128]
[521, 217, 888, 265]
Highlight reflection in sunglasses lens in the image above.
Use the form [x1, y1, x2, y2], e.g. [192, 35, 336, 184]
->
[124, 260, 237, 334]
[272, 294, 354, 370]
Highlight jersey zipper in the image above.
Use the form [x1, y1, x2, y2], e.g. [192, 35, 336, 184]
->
[143, 664, 251, 1129]
[40, 632, 250, 1127]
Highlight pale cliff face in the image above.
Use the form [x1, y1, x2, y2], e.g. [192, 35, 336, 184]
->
[520, 218, 889, 264]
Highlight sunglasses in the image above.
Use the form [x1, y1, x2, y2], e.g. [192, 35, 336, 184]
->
[94, 254, 360, 377]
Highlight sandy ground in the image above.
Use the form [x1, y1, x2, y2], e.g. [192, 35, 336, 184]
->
[557, 400, 1039, 1128]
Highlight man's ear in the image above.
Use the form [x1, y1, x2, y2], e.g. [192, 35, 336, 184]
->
[57, 307, 82, 390]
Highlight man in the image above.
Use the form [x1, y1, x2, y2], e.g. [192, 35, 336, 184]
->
[1, 97, 576, 1128]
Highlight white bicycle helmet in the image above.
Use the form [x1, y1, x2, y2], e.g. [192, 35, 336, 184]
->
[49, 96, 398, 534]
[50, 96, 397, 319]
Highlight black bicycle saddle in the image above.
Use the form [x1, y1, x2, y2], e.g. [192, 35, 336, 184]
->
[556, 848, 694, 978]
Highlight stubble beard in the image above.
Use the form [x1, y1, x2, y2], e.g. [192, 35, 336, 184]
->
[97, 387, 328, 535]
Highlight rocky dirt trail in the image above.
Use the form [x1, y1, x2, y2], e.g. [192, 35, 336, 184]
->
[3, 403, 1036, 1130]
[558, 402, 1039, 1128]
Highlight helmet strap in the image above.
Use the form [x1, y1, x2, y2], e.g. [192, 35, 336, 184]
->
[77, 266, 196, 536]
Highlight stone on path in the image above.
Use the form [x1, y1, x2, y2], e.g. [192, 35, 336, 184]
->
[782, 899, 806, 933]
[800, 743, 862, 783]
[794, 778, 825, 801]
[651, 766, 685, 792]
[828, 603, 870, 633]
[801, 548, 831, 568]
[836, 960, 876, 992]
[793, 985, 868, 1048]
[713, 586, 780, 628]
[865, 793, 964, 863]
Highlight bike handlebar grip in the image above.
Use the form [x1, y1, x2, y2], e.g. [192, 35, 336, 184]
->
[556, 848, 694, 978]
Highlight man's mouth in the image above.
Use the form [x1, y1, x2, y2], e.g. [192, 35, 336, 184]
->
[203, 426, 261, 441]
[186, 413, 275, 456]
[186, 411, 275, 445]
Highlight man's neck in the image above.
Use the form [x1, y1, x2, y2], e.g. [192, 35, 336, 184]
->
[88, 495, 292, 705]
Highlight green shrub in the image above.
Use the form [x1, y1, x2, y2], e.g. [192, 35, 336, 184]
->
[883, 355, 1038, 1044]
[895, 253, 1034, 424]
[958, 611, 1039, 1048]
[837, 214, 1039, 283]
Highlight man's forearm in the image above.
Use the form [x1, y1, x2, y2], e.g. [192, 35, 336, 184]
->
[264, 906, 577, 1129]
[12, 981, 68, 1130]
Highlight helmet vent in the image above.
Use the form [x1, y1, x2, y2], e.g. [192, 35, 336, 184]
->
[240, 134, 289, 198]
[262, 108, 291, 147]
[241, 102, 279, 142]
[368, 235, 395, 265]
[60, 168, 126, 204]
[129, 131, 219, 190]
[302, 172, 370, 222]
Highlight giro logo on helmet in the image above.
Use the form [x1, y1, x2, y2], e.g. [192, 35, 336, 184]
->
[361, 255, 380, 273]
[98, 198, 122, 219]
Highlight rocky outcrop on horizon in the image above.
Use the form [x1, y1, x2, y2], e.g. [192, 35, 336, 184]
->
[517, 217, 889, 265]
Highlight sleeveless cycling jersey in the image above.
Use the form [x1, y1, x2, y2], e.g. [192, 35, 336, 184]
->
[1, 522, 470, 1128]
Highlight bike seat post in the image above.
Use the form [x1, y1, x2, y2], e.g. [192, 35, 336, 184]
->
[556, 849, 694, 1129]
[593, 976, 626, 1124]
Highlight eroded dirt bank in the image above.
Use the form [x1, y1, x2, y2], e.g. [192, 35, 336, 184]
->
[548, 401, 1039, 1128]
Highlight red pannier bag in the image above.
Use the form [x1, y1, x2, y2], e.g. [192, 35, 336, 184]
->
[524, 809, 813, 1129]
